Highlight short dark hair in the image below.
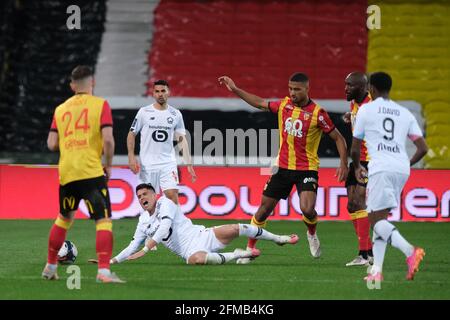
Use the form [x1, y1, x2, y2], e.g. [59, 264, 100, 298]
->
[369, 72, 392, 93]
[71, 65, 93, 81]
[289, 72, 309, 83]
[135, 183, 156, 194]
[153, 80, 169, 88]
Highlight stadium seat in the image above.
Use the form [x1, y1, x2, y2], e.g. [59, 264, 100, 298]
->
[147, 0, 368, 99]
[367, 0, 450, 168]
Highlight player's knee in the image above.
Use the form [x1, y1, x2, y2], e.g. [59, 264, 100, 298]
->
[347, 201, 357, 213]
[188, 254, 205, 265]
[300, 205, 315, 218]
[231, 224, 240, 235]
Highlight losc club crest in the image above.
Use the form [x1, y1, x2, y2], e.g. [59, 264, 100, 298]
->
[167, 117, 174, 124]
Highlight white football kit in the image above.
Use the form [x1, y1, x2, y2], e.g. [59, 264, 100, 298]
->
[353, 97, 423, 212]
[115, 197, 225, 263]
[130, 103, 186, 191]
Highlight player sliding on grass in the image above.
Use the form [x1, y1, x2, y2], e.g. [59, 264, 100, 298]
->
[218, 73, 348, 263]
[351, 72, 428, 282]
[96, 183, 299, 265]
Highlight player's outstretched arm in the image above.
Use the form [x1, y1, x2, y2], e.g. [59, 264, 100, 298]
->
[329, 128, 349, 182]
[410, 137, 428, 166]
[218, 76, 269, 111]
[127, 239, 157, 261]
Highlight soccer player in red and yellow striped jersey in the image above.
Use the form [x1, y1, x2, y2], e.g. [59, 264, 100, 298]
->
[42, 65, 124, 283]
[219, 73, 348, 261]
[343, 72, 373, 266]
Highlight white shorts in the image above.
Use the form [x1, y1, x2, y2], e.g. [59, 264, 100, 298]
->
[366, 171, 409, 212]
[139, 163, 179, 193]
[184, 228, 226, 262]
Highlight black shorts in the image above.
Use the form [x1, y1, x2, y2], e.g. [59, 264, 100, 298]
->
[262, 168, 319, 200]
[59, 176, 111, 220]
[345, 161, 369, 188]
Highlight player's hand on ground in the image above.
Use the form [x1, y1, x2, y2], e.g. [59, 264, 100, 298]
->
[335, 163, 348, 182]
[218, 76, 236, 92]
[354, 165, 368, 184]
[128, 156, 140, 174]
[342, 112, 351, 124]
[103, 166, 112, 181]
[188, 165, 197, 183]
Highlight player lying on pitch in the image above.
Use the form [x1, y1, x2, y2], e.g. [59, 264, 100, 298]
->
[91, 183, 299, 265]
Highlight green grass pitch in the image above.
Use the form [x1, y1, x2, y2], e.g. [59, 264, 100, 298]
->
[0, 219, 449, 300]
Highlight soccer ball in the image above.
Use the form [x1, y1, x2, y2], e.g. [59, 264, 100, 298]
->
[57, 240, 78, 264]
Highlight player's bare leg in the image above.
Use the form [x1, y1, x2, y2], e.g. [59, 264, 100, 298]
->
[346, 184, 373, 266]
[367, 211, 424, 281]
[301, 191, 321, 258]
[237, 196, 278, 264]
[42, 212, 74, 280]
[164, 188, 179, 204]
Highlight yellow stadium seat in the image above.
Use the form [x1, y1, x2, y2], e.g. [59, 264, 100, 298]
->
[368, 0, 450, 168]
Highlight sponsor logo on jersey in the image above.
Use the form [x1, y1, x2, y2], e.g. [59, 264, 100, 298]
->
[150, 117, 155, 120]
[303, 177, 318, 184]
[377, 142, 400, 153]
[284, 117, 303, 138]
[318, 114, 331, 130]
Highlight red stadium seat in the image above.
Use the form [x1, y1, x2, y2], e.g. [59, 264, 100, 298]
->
[148, 0, 368, 98]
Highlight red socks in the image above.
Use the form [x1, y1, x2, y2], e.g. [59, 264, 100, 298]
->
[47, 216, 72, 264]
[303, 215, 318, 235]
[96, 221, 113, 269]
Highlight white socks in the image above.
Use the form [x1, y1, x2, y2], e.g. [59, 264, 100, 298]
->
[205, 252, 236, 265]
[238, 224, 279, 242]
[371, 235, 387, 274]
[371, 219, 415, 274]
[391, 230, 414, 257]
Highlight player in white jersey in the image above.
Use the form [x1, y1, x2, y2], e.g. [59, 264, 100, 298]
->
[113, 183, 300, 265]
[351, 72, 428, 282]
[127, 80, 196, 205]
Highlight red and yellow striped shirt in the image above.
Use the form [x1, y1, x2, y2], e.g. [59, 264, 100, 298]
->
[269, 97, 335, 171]
[350, 93, 372, 161]
[50, 94, 113, 185]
